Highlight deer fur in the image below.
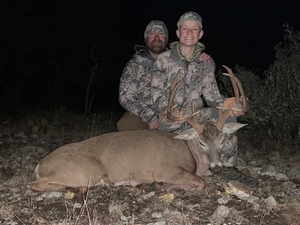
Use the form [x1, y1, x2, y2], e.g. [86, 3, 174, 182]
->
[29, 123, 245, 192]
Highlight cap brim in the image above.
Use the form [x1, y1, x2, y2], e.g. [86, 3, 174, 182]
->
[177, 19, 202, 28]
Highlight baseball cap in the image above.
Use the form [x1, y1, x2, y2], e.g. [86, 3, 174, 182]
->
[177, 11, 203, 28]
[144, 20, 168, 42]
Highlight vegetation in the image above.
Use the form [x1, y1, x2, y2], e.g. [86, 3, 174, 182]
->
[217, 24, 300, 145]
[27, 118, 49, 134]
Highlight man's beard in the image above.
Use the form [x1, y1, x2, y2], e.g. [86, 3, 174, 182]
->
[146, 40, 166, 54]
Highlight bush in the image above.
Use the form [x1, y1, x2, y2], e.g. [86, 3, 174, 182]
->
[217, 24, 300, 144]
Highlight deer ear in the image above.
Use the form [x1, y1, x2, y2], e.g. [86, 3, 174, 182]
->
[173, 128, 199, 140]
[223, 123, 247, 134]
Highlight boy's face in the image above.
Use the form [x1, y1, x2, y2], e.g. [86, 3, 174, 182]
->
[176, 21, 204, 47]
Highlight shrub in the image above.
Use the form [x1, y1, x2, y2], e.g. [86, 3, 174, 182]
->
[217, 24, 300, 144]
[27, 118, 49, 134]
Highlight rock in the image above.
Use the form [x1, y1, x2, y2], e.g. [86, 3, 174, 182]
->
[151, 212, 163, 219]
[287, 165, 300, 179]
[228, 180, 253, 201]
[140, 191, 155, 200]
[211, 205, 229, 219]
[274, 173, 288, 181]
[73, 202, 82, 209]
[247, 195, 260, 204]
[147, 221, 166, 225]
[236, 157, 247, 167]
[30, 134, 39, 138]
[37, 147, 46, 154]
[217, 196, 230, 204]
[261, 165, 276, 176]
[36, 196, 43, 201]
[17, 132, 27, 138]
[264, 196, 277, 209]
[229, 207, 250, 224]
[121, 214, 128, 222]
[41, 191, 62, 199]
[252, 167, 262, 174]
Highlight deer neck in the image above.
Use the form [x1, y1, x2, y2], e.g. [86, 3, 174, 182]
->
[186, 138, 210, 177]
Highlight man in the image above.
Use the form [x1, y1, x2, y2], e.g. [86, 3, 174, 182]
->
[151, 11, 248, 172]
[117, 20, 210, 131]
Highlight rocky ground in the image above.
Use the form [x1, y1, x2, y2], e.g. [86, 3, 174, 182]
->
[0, 112, 300, 225]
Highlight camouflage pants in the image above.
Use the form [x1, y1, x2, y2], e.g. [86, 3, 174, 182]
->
[221, 133, 237, 167]
[159, 107, 238, 167]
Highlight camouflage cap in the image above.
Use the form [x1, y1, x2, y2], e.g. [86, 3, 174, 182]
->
[144, 20, 168, 42]
[177, 11, 203, 28]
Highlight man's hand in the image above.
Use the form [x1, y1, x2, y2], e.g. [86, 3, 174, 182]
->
[199, 52, 212, 61]
[149, 117, 159, 129]
[223, 97, 244, 117]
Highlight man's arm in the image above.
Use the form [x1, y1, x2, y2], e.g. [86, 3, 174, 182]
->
[199, 52, 212, 61]
[119, 62, 141, 112]
[119, 62, 157, 124]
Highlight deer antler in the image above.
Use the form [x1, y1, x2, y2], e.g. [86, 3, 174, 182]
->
[216, 65, 249, 130]
[166, 70, 202, 130]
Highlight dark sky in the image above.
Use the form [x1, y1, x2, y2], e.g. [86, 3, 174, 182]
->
[1, 0, 300, 112]
[117, 0, 300, 71]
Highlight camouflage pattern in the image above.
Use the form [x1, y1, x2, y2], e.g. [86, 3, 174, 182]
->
[144, 20, 168, 42]
[151, 42, 238, 166]
[119, 45, 157, 124]
[151, 41, 225, 132]
[177, 11, 203, 28]
[222, 134, 238, 166]
[170, 41, 205, 62]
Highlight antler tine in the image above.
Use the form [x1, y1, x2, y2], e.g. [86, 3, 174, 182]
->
[216, 65, 249, 131]
[223, 66, 240, 105]
[166, 69, 199, 121]
[217, 65, 249, 112]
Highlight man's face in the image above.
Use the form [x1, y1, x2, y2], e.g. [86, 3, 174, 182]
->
[176, 21, 203, 47]
[146, 29, 167, 55]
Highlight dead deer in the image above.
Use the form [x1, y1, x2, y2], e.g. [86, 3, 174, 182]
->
[29, 65, 248, 193]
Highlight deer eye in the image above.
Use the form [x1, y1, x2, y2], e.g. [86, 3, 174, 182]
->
[199, 140, 206, 147]
[220, 138, 225, 145]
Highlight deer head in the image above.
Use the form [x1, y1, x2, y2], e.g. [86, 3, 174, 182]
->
[166, 65, 248, 168]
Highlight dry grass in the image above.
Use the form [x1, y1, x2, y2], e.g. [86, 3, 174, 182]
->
[0, 112, 300, 224]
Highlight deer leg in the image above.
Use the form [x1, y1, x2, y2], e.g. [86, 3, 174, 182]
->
[29, 179, 67, 192]
[167, 170, 206, 190]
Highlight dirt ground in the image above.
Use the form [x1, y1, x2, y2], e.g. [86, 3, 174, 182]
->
[0, 113, 300, 225]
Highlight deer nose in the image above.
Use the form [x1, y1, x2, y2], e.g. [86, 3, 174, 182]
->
[210, 163, 223, 175]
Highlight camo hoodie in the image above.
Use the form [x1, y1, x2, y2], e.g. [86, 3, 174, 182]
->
[151, 42, 225, 132]
[119, 45, 158, 124]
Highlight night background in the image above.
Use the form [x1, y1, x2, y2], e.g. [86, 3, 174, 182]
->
[1, 2, 300, 223]
[1, 0, 299, 115]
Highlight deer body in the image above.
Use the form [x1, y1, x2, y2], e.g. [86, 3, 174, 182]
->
[30, 129, 210, 192]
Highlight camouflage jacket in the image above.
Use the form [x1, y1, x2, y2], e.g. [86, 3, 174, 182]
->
[151, 42, 225, 132]
[119, 45, 157, 124]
